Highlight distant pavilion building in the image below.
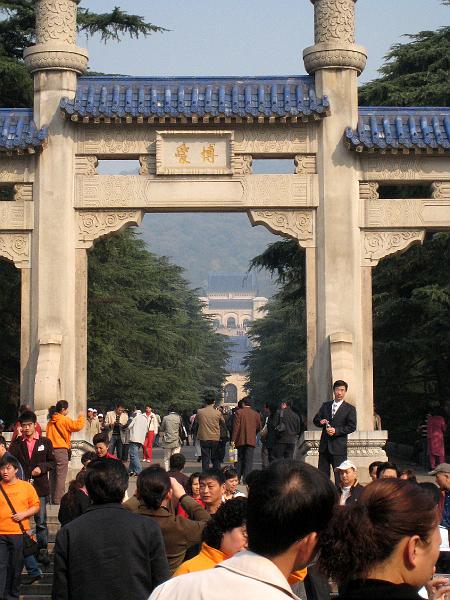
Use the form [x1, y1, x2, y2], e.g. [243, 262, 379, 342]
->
[200, 273, 267, 403]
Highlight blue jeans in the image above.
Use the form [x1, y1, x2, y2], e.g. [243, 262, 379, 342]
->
[128, 442, 142, 475]
[24, 554, 42, 577]
[35, 496, 47, 549]
[109, 435, 123, 460]
[0, 534, 23, 599]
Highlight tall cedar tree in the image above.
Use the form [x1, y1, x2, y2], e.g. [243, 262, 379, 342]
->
[0, 5, 228, 418]
[87, 230, 229, 414]
[246, 16, 450, 440]
[0, 2, 166, 106]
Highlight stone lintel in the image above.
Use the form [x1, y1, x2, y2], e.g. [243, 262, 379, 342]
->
[362, 198, 450, 230]
[0, 158, 34, 183]
[360, 156, 450, 182]
[0, 201, 34, 230]
[248, 209, 315, 248]
[74, 174, 319, 211]
[76, 125, 310, 156]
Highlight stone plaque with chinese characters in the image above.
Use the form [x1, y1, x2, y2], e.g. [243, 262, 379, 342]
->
[156, 131, 233, 175]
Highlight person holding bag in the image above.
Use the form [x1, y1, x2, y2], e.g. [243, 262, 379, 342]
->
[0, 454, 40, 599]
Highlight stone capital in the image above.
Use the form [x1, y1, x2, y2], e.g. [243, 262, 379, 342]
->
[24, 43, 88, 74]
[303, 42, 367, 74]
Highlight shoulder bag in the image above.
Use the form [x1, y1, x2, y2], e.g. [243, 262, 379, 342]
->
[0, 484, 39, 557]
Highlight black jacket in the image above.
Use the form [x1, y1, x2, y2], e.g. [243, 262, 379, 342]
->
[338, 579, 422, 599]
[52, 503, 170, 600]
[338, 482, 364, 506]
[313, 401, 357, 455]
[274, 407, 303, 444]
[9, 436, 55, 497]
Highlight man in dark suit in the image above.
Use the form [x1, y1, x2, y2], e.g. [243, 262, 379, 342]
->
[9, 410, 55, 566]
[313, 380, 356, 482]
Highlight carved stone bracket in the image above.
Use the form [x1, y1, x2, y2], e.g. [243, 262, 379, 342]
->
[359, 181, 379, 200]
[432, 181, 450, 199]
[233, 155, 253, 175]
[75, 156, 98, 175]
[139, 155, 156, 176]
[295, 154, 316, 175]
[0, 233, 31, 268]
[248, 209, 315, 248]
[361, 230, 425, 267]
[76, 210, 144, 249]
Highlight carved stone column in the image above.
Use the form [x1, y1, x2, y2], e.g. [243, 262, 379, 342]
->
[24, 0, 89, 423]
[303, 0, 367, 74]
[24, 0, 88, 75]
[299, 0, 387, 474]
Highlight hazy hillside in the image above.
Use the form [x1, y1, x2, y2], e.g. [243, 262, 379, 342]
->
[138, 213, 280, 297]
[98, 160, 288, 297]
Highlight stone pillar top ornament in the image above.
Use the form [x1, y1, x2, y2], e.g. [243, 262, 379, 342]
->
[24, 0, 88, 74]
[303, 0, 367, 75]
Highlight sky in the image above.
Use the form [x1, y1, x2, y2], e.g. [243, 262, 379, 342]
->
[82, 0, 449, 84]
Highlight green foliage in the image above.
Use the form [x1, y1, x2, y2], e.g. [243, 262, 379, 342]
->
[359, 27, 450, 106]
[245, 240, 307, 412]
[0, 260, 20, 423]
[373, 234, 450, 442]
[0, 1, 165, 107]
[87, 229, 229, 414]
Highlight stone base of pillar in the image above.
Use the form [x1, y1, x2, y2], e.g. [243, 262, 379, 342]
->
[70, 439, 94, 470]
[297, 430, 388, 483]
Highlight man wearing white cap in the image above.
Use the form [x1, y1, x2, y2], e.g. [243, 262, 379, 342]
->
[336, 460, 364, 506]
[85, 408, 101, 445]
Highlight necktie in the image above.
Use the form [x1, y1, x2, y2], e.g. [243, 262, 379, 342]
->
[332, 403, 338, 419]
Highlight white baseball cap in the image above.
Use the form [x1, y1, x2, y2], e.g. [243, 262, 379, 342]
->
[336, 460, 357, 471]
[87, 407, 94, 412]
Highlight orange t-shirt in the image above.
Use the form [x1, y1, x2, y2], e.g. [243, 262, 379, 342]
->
[0, 479, 40, 535]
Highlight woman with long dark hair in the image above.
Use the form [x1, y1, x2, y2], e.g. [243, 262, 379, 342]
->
[318, 479, 450, 600]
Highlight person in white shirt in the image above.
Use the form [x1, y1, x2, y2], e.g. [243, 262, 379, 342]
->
[128, 407, 148, 476]
[149, 460, 337, 600]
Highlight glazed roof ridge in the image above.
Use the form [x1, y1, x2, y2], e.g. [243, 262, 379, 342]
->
[0, 108, 48, 154]
[59, 75, 330, 121]
[346, 106, 450, 152]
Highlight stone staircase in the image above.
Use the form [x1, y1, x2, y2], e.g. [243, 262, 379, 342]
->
[20, 510, 59, 600]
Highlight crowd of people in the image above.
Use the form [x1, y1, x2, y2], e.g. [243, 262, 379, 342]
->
[0, 389, 450, 600]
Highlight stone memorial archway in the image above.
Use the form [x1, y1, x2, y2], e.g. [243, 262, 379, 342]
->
[0, 0, 449, 470]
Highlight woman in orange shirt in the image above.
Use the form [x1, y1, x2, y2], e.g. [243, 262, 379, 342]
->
[0, 454, 40, 599]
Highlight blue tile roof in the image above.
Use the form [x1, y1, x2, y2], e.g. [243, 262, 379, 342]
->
[346, 107, 450, 152]
[0, 109, 48, 154]
[60, 76, 330, 122]
[207, 273, 258, 294]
